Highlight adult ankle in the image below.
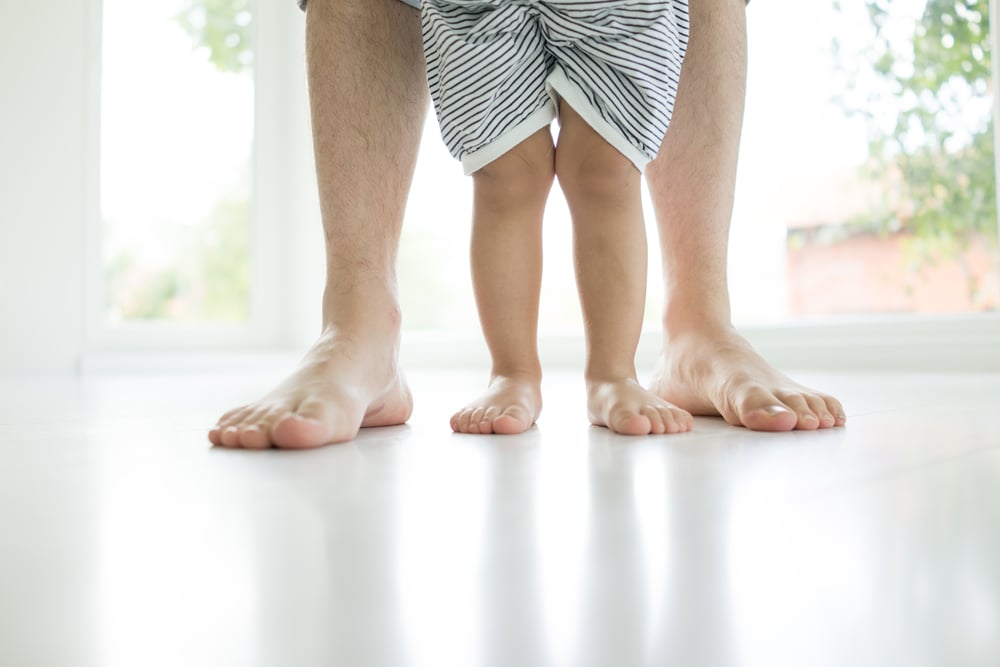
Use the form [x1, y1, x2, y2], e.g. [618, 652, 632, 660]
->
[321, 286, 402, 331]
[662, 299, 734, 339]
[321, 301, 402, 338]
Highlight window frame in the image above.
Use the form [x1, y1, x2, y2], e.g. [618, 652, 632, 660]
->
[82, 0, 1000, 373]
[84, 0, 307, 361]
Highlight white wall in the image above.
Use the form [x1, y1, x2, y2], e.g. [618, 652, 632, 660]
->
[0, 1, 322, 375]
[0, 1, 95, 374]
[1, 1, 998, 376]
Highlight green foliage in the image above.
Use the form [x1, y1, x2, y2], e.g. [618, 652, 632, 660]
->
[833, 0, 997, 256]
[106, 252, 182, 320]
[106, 189, 251, 322]
[186, 192, 252, 321]
[104, 0, 255, 323]
[175, 0, 253, 74]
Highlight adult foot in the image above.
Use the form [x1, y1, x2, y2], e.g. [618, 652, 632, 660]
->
[587, 377, 695, 436]
[451, 374, 542, 435]
[651, 325, 846, 431]
[208, 326, 412, 449]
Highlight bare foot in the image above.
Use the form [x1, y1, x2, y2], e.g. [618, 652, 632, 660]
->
[651, 325, 846, 432]
[587, 377, 694, 436]
[208, 327, 412, 449]
[451, 374, 542, 435]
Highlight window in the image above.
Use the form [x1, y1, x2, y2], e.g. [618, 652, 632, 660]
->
[86, 0, 999, 371]
[100, 0, 254, 325]
[399, 0, 999, 335]
[732, 0, 998, 322]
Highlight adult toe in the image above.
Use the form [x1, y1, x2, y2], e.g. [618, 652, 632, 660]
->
[271, 401, 346, 448]
[220, 426, 243, 447]
[736, 386, 798, 431]
[239, 424, 271, 450]
[803, 394, 836, 428]
[775, 392, 821, 430]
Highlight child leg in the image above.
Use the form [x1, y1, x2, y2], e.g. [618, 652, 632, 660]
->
[451, 127, 556, 434]
[555, 103, 693, 435]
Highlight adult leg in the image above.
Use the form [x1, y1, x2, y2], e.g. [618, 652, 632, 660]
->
[209, 0, 428, 448]
[646, 0, 845, 430]
[557, 104, 694, 436]
[450, 128, 554, 435]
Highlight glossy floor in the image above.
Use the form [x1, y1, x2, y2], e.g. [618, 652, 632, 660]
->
[2, 369, 998, 667]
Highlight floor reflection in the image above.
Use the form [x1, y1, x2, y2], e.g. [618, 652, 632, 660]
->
[89, 394, 1000, 666]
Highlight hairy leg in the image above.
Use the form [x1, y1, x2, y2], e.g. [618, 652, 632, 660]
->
[646, 0, 845, 431]
[556, 104, 693, 436]
[209, 0, 428, 448]
[451, 128, 554, 435]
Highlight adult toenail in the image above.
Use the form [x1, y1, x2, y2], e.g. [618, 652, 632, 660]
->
[763, 405, 791, 416]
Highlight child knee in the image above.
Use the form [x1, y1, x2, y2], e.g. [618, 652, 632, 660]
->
[473, 149, 555, 206]
[555, 145, 637, 203]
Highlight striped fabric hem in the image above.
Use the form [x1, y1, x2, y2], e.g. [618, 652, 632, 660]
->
[298, 0, 745, 12]
[424, 0, 690, 173]
[547, 67, 651, 172]
[462, 104, 557, 175]
[296, 0, 745, 13]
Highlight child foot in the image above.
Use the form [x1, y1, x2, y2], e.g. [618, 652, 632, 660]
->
[587, 377, 695, 436]
[451, 375, 542, 435]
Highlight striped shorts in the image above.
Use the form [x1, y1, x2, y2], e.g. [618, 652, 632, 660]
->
[423, 0, 690, 174]
[299, 0, 749, 12]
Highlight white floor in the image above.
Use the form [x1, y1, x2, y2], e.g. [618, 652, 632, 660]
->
[1, 368, 999, 667]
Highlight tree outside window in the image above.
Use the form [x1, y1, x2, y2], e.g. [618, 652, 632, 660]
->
[102, 0, 253, 323]
[784, 0, 998, 316]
